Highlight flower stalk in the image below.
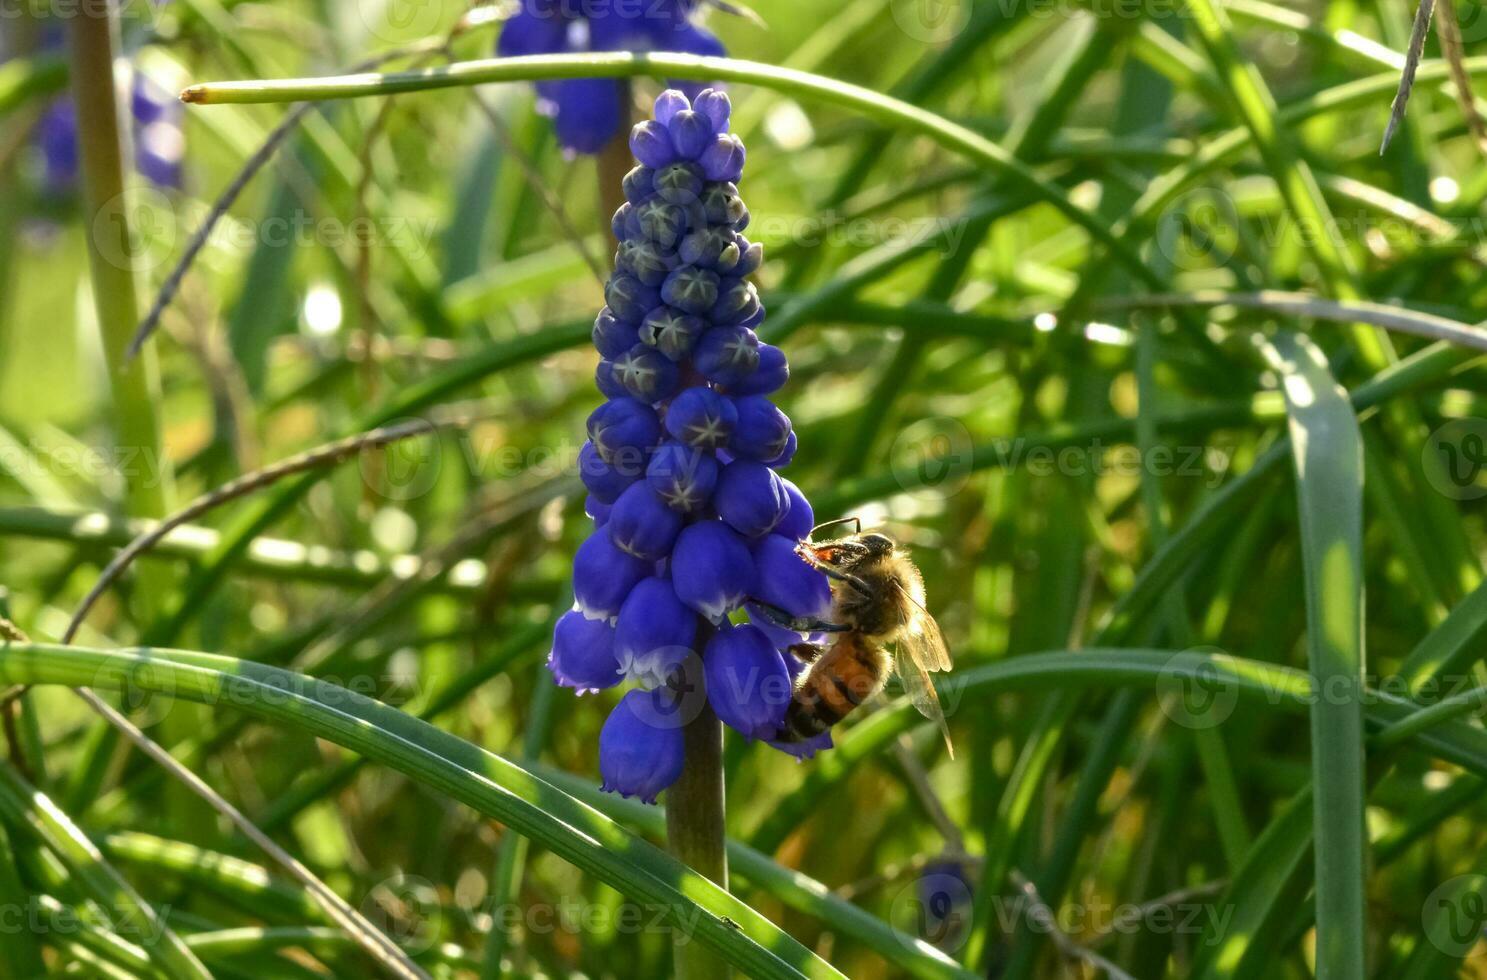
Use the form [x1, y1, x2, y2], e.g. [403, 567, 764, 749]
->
[665, 695, 730, 979]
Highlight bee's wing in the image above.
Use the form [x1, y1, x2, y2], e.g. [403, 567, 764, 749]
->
[894, 576, 952, 672]
[893, 644, 955, 759]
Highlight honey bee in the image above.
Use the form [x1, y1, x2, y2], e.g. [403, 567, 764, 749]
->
[754, 519, 954, 756]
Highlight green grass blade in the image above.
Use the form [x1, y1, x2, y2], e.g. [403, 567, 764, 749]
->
[1260, 332, 1367, 980]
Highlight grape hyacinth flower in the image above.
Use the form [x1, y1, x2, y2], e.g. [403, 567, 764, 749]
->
[551, 88, 835, 803]
[496, 0, 728, 154]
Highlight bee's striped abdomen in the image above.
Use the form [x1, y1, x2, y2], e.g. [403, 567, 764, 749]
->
[778, 634, 888, 741]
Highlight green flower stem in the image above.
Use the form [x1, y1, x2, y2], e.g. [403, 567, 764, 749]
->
[180, 51, 1158, 288]
[65, 5, 176, 560]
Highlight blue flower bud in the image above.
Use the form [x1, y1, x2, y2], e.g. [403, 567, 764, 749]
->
[600, 689, 685, 803]
[664, 386, 737, 450]
[608, 481, 684, 560]
[497, 5, 568, 58]
[623, 165, 656, 205]
[587, 398, 662, 463]
[612, 203, 632, 241]
[661, 266, 720, 315]
[634, 198, 687, 249]
[653, 161, 704, 204]
[667, 109, 714, 160]
[715, 459, 791, 537]
[671, 520, 756, 621]
[751, 533, 832, 618]
[604, 273, 662, 323]
[591, 306, 639, 359]
[579, 439, 642, 504]
[615, 576, 698, 687]
[711, 278, 761, 325]
[586, 494, 613, 526]
[678, 226, 735, 269]
[728, 343, 788, 395]
[734, 237, 764, 276]
[704, 624, 791, 739]
[694, 327, 760, 386]
[699, 134, 746, 182]
[647, 440, 720, 512]
[654, 89, 690, 127]
[730, 395, 791, 460]
[630, 119, 677, 168]
[548, 610, 623, 693]
[640, 306, 705, 361]
[700, 182, 745, 226]
[595, 360, 629, 400]
[616, 238, 674, 286]
[775, 476, 815, 541]
[573, 530, 651, 620]
[694, 88, 731, 134]
[764, 430, 798, 469]
[613, 344, 681, 403]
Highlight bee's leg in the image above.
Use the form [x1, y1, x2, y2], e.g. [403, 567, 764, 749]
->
[750, 602, 851, 634]
[798, 557, 875, 600]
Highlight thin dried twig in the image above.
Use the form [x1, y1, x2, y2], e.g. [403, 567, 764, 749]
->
[1435, 0, 1487, 161]
[1381, 0, 1437, 154]
[1010, 869, 1140, 980]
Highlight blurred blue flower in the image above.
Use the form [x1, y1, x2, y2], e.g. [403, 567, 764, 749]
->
[496, 0, 727, 154]
[554, 89, 833, 803]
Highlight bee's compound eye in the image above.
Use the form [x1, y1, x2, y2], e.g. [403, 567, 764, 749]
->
[862, 533, 894, 551]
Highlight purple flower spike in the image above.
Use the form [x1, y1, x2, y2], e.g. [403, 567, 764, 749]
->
[668, 109, 715, 160]
[715, 459, 791, 537]
[608, 481, 684, 560]
[654, 89, 691, 127]
[730, 396, 792, 460]
[694, 88, 732, 134]
[548, 610, 623, 693]
[752, 534, 832, 619]
[695, 327, 761, 386]
[704, 624, 791, 739]
[665, 386, 737, 450]
[671, 520, 756, 621]
[587, 398, 662, 463]
[647, 441, 720, 513]
[613, 344, 682, 403]
[615, 577, 699, 687]
[729, 343, 788, 396]
[579, 440, 641, 504]
[573, 531, 651, 621]
[600, 689, 686, 803]
[630, 120, 677, 168]
[775, 477, 816, 541]
[700, 134, 747, 182]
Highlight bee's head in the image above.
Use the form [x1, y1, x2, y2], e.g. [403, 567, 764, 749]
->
[859, 533, 896, 556]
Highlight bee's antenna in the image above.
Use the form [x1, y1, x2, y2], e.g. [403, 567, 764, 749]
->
[809, 516, 861, 538]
